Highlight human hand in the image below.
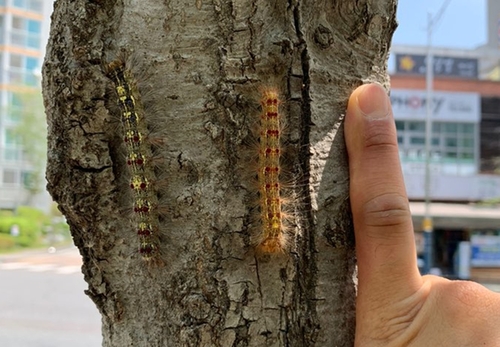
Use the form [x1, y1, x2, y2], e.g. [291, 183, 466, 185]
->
[345, 83, 500, 346]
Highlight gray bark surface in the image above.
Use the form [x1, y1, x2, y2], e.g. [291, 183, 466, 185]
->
[42, 1, 397, 346]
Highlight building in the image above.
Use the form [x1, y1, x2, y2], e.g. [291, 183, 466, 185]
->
[389, 0, 500, 279]
[0, 0, 52, 210]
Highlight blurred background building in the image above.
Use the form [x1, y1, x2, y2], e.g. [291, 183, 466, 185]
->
[390, 0, 500, 280]
[0, 0, 52, 211]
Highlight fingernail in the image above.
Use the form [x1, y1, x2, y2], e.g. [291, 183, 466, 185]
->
[356, 83, 390, 120]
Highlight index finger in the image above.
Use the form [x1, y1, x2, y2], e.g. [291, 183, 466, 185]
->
[344, 83, 422, 298]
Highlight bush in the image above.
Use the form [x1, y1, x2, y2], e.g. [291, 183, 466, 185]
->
[0, 216, 17, 235]
[0, 234, 15, 250]
[0, 217, 39, 247]
[0, 207, 44, 247]
[0, 206, 71, 249]
[16, 206, 49, 224]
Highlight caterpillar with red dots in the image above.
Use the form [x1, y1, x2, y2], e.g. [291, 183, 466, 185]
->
[255, 89, 292, 253]
[106, 59, 160, 261]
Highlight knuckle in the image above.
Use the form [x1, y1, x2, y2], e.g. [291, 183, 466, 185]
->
[362, 193, 411, 228]
[363, 120, 397, 149]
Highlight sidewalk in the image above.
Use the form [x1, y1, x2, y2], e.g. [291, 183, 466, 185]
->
[0, 245, 81, 265]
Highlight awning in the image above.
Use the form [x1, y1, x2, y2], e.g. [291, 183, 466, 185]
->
[409, 202, 500, 230]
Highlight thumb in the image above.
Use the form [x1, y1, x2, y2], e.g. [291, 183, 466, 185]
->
[345, 83, 421, 298]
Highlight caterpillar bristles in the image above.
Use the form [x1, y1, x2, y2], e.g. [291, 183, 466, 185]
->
[238, 87, 301, 254]
[105, 54, 168, 262]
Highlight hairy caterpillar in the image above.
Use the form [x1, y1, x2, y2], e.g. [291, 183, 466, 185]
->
[106, 59, 161, 261]
[256, 89, 289, 253]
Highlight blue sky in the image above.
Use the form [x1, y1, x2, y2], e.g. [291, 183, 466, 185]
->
[393, 0, 487, 49]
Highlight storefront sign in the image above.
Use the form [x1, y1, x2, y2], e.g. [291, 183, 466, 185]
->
[390, 89, 480, 122]
[471, 235, 500, 267]
[395, 54, 478, 79]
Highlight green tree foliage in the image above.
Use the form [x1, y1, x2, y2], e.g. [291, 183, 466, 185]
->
[11, 89, 47, 195]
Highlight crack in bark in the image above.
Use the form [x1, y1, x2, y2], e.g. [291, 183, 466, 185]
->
[254, 253, 264, 308]
[246, 0, 258, 71]
[291, 1, 320, 345]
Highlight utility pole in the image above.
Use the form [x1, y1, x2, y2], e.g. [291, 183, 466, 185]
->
[423, 0, 451, 274]
[423, 10, 433, 274]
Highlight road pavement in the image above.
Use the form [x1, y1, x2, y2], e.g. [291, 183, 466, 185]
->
[0, 246, 101, 347]
[1, 246, 499, 347]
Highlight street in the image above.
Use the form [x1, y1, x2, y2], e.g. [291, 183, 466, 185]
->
[0, 247, 101, 347]
[1, 246, 499, 347]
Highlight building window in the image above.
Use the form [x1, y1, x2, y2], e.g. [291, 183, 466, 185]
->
[28, 0, 42, 12]
[10, 16, 41, 50]
[5, 128, 21, 146]
[3, 148, 22, 161]
[26, 57, 38, 70]
[12, 0, 42, 12]
[10, 54, 23, 68]
[12, 16, 24, 30]
[2, 128, 22, 161]
[7, 92, 34, 123]
[2, 169, 18, 185]
[10, 92, 24, 108]
[7, 55, 39, 85]
[396, 120, 477, 175]
[21, 170, 36, 189]
[27, 19, 41, 33]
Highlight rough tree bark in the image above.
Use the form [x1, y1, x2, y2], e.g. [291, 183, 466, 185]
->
[42, 1, 397, 346]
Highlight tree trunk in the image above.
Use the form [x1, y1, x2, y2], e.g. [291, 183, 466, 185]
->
[42, 0, 397, 346]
